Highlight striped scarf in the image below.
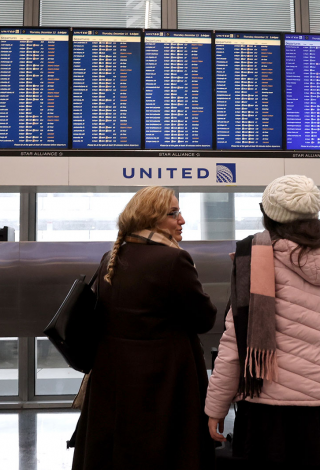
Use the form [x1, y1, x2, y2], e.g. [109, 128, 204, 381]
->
[231, 230, 278, 398]
[125, 229, 181, 249]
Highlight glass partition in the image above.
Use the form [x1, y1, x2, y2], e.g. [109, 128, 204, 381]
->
[37, 193, 134, 241]
[234, 192, 264, 239]
[0, 338, 18, 396]
[37, 191, 264, 243]
[0, 188, 268, 404]
[180, 192, 264, 240]
[35, 337, 83, 396]
[0, 194, 20, 241]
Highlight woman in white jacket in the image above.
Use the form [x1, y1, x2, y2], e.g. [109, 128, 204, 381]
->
[206, 175, 320, 470]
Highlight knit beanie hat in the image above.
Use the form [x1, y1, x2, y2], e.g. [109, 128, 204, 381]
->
[262, 175, 320, 223]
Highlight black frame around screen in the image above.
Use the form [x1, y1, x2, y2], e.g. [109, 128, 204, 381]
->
[0, 27, 320, 153]
[214, 31, 285, 151]
[142, 28, 214, 150]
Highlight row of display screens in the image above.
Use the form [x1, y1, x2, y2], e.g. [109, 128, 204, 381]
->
[0, 27, 319, 151]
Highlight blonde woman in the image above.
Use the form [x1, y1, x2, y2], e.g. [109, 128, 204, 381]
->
[71, 186, 217, 470]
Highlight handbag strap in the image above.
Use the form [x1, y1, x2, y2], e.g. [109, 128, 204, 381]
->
[87, 250, 111, 290]
[85, 265, 101, 311]
[88, 267, 99, 288]
[86, 251, 111, 313]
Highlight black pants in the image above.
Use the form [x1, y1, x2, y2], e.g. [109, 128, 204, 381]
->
[232, 401, 320, 469]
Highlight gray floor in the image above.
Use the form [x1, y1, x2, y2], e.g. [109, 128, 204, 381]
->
[0, 407, 235, 470]
[0, 409, 79, 470]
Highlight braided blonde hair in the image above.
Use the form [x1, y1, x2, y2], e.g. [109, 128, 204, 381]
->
[104, 186, 174, 284]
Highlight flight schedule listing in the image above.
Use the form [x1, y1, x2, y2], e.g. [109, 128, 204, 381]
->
[215, 33, 282, 149]
[0, 28, 69, 148]
[144, 31, 213, 149]
[285, 34, 320, 150]
[72, 29, 141, 149]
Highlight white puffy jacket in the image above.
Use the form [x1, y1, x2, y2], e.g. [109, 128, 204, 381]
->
[205, 239, 320, 419]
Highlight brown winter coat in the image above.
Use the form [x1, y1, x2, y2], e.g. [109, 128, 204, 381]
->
[72, 242, 217, 470]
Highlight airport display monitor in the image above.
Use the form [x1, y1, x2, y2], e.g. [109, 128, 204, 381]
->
[285, 33, 320, 150]
[72, 29, 142, 149]
[0, 27, 70, 148]
[3, 27, 320, 154]
[144, 30, 213, 149]
[215, 32, 283, 150]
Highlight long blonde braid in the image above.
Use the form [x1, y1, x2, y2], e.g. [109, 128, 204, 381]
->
[104, 231, 125, 284]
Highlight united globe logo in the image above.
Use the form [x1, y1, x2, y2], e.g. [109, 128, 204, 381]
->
[216, 165, 233, 182]
[216, 163, 236, 183]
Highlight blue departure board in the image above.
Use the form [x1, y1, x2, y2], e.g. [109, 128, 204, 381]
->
[0, 28, 69, 148]
[144, 30, 213, 149]
[285, 34, 320, 150]
[72, 29, 141, 149]
[215, 32, 282, 150]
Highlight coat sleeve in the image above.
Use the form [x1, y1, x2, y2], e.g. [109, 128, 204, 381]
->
[170, 249, 217, 334]
[205, 309, 240, 419]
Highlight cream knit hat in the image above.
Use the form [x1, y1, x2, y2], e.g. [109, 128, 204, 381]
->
[262, 175, 320, 223]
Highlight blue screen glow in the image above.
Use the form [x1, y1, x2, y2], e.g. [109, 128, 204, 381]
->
[215, 32, 283, 150]
[285, 34, 320, 150]
[144, 30, 213, 149]
[0, 28, 69, 148]
[72, 29, 142, 149]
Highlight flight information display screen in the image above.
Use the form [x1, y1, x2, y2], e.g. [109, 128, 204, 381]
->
[144, 30, 213, 149]
[0, 28, 69, 148]
[285, 34, 320, 150]
[215, 32, 282, 149]
[72, 29, 142, 149]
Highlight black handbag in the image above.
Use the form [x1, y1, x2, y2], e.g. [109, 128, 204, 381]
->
[44, 268, 100, 374]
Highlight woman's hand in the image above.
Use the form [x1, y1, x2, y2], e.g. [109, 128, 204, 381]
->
[208, 417, 227, 442]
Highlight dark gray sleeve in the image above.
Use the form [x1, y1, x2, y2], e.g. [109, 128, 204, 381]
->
[170, 249, 217, 334]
